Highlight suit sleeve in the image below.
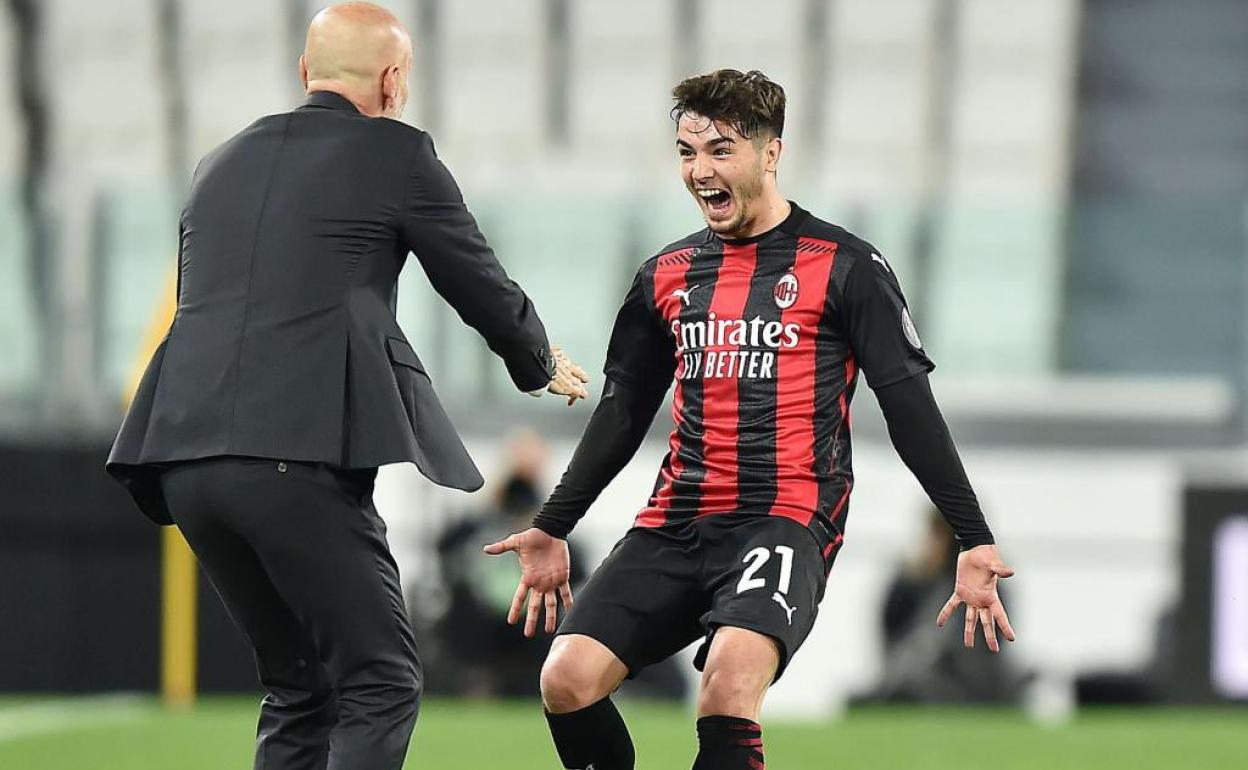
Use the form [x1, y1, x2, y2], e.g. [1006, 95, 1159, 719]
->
[840, 253, 934, 389]
[397, 133, 554, 392]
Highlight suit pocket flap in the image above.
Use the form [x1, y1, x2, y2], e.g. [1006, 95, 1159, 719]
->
[386, 337, 426, 374]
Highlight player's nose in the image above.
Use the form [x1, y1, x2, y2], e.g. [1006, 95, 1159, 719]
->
[690, 155, 713, 184]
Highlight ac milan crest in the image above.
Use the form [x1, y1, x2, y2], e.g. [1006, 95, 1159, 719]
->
[774, 273, 799, 309]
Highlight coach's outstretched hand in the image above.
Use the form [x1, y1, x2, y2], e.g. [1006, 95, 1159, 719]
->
[546, 346, 590, 406]
[483, 527, 573, 637]
[936, 544, 1016, 653]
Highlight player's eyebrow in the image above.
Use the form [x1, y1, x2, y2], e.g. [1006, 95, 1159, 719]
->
[676, 136, 735, 150]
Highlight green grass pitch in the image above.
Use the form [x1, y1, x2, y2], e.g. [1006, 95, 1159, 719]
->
[0, 697, 1244, 769]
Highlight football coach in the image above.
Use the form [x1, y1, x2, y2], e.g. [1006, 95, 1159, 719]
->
[106, 3, 588, 769]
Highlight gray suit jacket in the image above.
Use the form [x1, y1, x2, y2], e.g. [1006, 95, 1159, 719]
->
[107, 91, 552, 524]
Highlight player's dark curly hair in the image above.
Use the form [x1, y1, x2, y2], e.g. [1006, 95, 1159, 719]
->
[671, 69, 786, 140]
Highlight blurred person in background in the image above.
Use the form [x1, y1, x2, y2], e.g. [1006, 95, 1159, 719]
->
[861, 507, 1026, 705]
[429, 429, 587, 697]
[103, 3, 588, 770]
[430, 429, 687, 702]
[487, 69, 1016, 770]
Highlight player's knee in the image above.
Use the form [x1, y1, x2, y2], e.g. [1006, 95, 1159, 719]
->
[698, 630, 778, 718]
[540, 645, 614, 714]
[540, 659, 602, 713]
[698, 665, 769, 718]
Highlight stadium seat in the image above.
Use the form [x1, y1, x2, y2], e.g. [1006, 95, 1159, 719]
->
[810, 0, 942, 299]
[99, 187, 180, 394]
[31, 1, 172, 407]
[568, 0, 675, 168]
[0, 9, 37, 395]
[182, 0, 297, 166]
[455, 193, 630, 398]
[0, 189, 37, 396]
[633, 184, 708, 259]
[0, 8, 18, 177]
[926, 0, 1080, 374]
[436, 0, 547, 187]
[822, 0, 936, 199]
[41, 0, 167, 175]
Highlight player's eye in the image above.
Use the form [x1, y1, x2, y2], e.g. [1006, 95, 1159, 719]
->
[713, 148, 732, 156]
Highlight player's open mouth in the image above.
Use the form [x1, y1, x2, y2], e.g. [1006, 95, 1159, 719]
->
[697, 187, 732, 214]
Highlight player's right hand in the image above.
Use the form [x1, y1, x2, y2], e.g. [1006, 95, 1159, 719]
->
[546, 346, 590, 406]
[482, 527, 574, 638]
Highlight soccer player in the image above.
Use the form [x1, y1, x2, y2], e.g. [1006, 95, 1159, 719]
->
[485, 69, 1015, 770]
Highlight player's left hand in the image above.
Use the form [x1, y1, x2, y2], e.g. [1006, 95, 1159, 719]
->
[936, 544, 1016, 653]
[482, 527, 573, 638]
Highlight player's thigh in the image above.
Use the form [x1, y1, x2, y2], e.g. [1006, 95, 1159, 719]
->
[698, 516, 829, 681]
[161, 461, 332, 697]
[557, 526, 707, 678]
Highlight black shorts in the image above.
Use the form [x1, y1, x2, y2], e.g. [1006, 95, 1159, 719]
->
[558, 515, 836, 681]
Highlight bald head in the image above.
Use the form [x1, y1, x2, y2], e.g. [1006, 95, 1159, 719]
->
[300, 2, 412, 119]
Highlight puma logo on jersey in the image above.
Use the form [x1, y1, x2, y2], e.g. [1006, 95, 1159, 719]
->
[772, 592, 797, 625]
[672, 285, 700, 306]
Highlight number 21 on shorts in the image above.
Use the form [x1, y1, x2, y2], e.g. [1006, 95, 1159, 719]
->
[737, 545, 794, 595]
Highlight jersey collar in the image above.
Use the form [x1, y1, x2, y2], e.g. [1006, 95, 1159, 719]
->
[715, 201, 809, 246]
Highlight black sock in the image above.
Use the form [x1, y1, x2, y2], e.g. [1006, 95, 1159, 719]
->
[545, 697, 635, 770]
[692, 715, 764, 770]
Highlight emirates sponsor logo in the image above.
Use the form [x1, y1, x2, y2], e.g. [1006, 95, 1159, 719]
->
[671, 313, 801, 380]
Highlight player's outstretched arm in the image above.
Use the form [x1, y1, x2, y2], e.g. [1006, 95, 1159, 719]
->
[937, 544, 1017, 653]
[484, 377, 667, 636]
[874, 373, 1016, 652]
[839, 249, 1014, 651]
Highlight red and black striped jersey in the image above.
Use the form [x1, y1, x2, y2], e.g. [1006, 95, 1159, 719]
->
[604, 203, 933, 556]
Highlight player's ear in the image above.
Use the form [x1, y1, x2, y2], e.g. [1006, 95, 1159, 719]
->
[764, 136, 783, 172]
[299, 55, 308, 92]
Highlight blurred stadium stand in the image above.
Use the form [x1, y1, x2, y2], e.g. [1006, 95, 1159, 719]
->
[1, 0, 1246, 716]
[1064, 0, 1248, 383]
[4, 0, 1240, 422]
[0, 4, 37, 416]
